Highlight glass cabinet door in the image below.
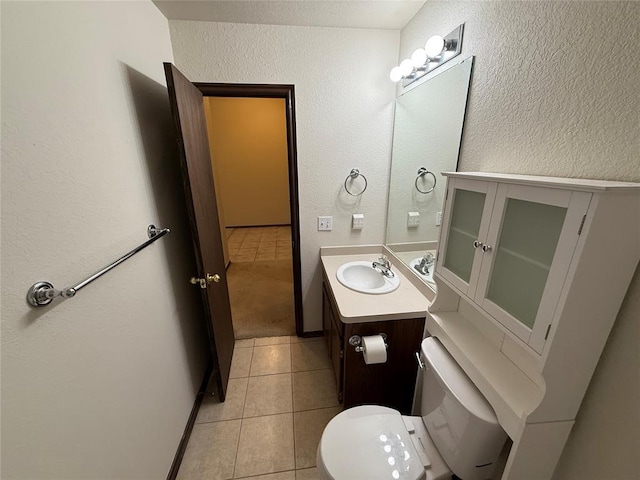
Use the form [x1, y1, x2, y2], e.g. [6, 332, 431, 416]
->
[476, 184, 591, 352]
[485, 199, 566, 328]
[438, 179, 497, 296]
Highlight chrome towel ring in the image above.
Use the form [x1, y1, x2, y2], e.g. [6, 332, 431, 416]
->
[415, 167, 436, 194]
[344, 168, 368, 196]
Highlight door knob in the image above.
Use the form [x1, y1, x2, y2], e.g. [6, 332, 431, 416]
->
[482, 244, 492, 253]
[190, 277, 207, 289]
[206, 273, 221, 284]
[473, 240, 483, 249]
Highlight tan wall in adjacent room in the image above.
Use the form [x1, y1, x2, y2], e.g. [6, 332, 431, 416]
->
[204, 96, 290, 227]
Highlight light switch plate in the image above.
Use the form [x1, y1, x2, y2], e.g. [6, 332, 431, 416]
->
[318, 216, 333, 231]
[436, 211, 443, 226]
[352, 213, 364, 229]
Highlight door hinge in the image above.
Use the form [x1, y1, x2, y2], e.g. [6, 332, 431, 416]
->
[578, 214, 587, 235]
[544, 324, 552, 340]
[339, 350, 344, 359]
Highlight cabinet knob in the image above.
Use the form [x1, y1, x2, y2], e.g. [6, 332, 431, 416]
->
[207, 273, 221, 284]
[482, 244, 492, 253]
[473, 240, 483, 249]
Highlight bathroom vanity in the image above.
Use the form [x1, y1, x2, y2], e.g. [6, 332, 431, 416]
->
[321, 251, 429, 414]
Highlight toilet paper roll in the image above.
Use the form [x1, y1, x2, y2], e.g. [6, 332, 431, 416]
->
[362, 335, 387, 364]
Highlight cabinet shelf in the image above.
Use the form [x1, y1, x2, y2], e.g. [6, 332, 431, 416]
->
[426, 309, 544, 439]
[496, 246, 552, 272]
[450, 226, 476, 240]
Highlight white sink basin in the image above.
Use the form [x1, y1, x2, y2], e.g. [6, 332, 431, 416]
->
[409, 257, 436, 284]
[336, 261, 400, 294]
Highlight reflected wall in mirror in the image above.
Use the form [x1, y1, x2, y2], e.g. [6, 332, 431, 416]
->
[385, 56, 473, 289]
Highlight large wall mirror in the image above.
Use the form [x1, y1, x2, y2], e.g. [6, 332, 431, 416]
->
[385, 56, 473, 290]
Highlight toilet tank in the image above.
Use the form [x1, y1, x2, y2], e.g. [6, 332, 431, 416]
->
[421, 337, 507, 480]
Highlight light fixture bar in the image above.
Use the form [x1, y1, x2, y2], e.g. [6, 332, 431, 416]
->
[389, 24, 464, 87]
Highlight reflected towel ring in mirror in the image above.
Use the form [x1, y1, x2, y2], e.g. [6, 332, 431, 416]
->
[344, 168, 368, 196]
[415, 167, 437, 194]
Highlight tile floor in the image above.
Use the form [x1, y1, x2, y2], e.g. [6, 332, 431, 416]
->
[227, 226, 292, 263]
[177, 335, 341, 480]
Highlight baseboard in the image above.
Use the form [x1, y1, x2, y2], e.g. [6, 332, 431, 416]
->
[166, 363, 212, 480]
[301, 330, 323, 338]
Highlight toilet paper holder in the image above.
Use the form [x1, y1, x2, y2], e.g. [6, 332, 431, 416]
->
[348, 334, 388, 353]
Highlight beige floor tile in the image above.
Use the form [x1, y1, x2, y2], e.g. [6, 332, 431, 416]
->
[255, 336, 291, 346]
[290, 336, 324, 344]
[236, 472, 295, 480]
[196, 377, 248, 423]
[295, 468, 320, 480]
[234, 413, 295, 478]
[177, 420, 241, 480]
[255, 252, 277, 261]
[291, 341, 331, 372]
[293, 369, 339, 411]
[250, 344, 292, 376]
[237, 246, 258, 255]
[294, 407, 342, 469]
[235, 338, 255, 348]
[258, 240, 277, 248]
[243, 373, 293, 417]
[257, 245, 277, 254]
[229, 347, 253, 378]
[276, 252, 293, 260]
[228, 246, 240, 255]
[241, 240, 260, 248]
[232, 253, 256, 263]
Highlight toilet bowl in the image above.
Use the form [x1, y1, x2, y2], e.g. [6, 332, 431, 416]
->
[317, 337, 507, 480]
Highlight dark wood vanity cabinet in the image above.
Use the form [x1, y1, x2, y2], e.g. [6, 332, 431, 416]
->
[322, 282, 425, 415]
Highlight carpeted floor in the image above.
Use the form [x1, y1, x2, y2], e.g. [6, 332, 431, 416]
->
[227, 259, 296, 339]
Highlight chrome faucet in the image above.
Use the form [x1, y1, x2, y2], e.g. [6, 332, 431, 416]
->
[372, 255, 395, 278]
[414, 252, 435, 275]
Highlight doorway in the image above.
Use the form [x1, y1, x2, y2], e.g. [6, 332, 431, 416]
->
[196, 83, 303, 338]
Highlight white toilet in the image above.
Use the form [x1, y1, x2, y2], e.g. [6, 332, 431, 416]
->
[317, 337, 507, 480]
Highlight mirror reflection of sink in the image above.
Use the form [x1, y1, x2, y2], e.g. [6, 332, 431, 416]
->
[336, 261, 400, 294]
[409, 257, 436, 284]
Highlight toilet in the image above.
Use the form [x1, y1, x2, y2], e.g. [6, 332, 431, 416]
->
[317, 337, 507, 480]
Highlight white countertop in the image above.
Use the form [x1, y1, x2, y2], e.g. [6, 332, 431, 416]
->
[321, 252, 430, 323]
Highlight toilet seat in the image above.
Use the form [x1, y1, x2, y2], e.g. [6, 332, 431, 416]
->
[317, 405, 426, 480]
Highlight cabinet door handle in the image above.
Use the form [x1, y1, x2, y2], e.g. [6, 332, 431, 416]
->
[473, 240, 483, 249]
[415, 351, 424, 370]
[482, 244, 492, 253]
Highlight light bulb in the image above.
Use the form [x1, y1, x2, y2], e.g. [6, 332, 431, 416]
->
[399, 59, 414, 77]
[410, 48, 428, 68]
[425, 35, 445, 58]
[389, 66, 403, 82]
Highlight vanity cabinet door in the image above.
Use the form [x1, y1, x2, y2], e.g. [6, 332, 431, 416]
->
[474, 184, 592, 353]
[438, 178, 497, 296]
[322, 282, 343, 399]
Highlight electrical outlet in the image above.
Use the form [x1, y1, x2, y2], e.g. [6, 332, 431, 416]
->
[318, 216, 333, 231]
[436, 211, 443, 226]
[352, 213, 364, 229]
[407, 211, 420, 227]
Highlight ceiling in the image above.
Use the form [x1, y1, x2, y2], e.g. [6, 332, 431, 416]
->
[152, 0, 426, 30]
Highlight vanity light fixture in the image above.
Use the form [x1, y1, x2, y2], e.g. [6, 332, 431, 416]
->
[390, 24, 464, 87]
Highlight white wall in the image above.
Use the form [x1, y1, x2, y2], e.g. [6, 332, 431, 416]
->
[1, 2, 208, 478]
[400, 2, 640, 478]
[169, 21, 399, 332]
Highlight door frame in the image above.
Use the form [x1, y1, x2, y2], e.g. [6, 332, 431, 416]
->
[195, 82, 304, 336]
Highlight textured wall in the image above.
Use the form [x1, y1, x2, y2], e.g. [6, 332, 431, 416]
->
[169, 21, 399, 332]
[205, 97, 290, 227]
[400, 2, 640, 478]
[1, 2, 208, 478]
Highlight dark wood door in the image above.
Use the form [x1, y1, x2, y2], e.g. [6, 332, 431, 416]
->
[164, 63, 234, 400]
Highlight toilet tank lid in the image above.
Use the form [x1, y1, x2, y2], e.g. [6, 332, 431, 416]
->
[422, 337, 499, 425]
